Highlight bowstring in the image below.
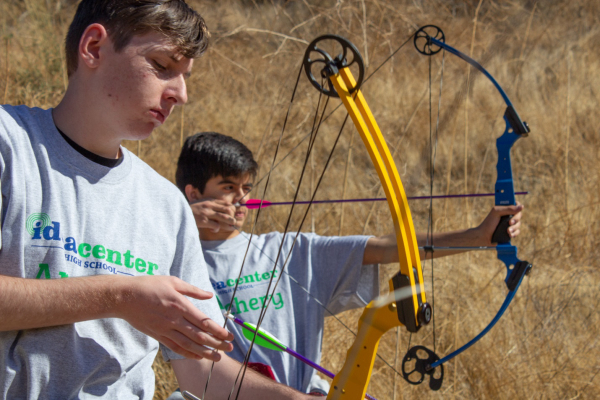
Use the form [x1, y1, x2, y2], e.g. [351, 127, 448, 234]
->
[231, 77, 331, 400]
[200, 63, 305, 399]
[428, 50, 445, 355]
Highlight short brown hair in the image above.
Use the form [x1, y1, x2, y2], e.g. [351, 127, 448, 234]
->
[65, 0, 209, 77]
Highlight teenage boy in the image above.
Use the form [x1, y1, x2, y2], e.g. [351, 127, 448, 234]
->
[0, 1, 312, 399]
[176, 132, 524, 394]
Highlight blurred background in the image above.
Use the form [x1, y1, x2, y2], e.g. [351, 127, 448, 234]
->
[1, 1, 599, 398]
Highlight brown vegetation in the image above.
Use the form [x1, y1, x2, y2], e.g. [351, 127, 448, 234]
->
[1, 0, 599, 399]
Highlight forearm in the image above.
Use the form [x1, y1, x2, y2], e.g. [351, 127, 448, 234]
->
[0, 274, 125, 331]
[416, 228, 487, 260]
[174, 356, 309, 400]
[363, 205, 522, 264]
[363, 228, 486, 265]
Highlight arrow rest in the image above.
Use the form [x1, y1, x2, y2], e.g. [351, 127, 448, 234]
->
[402, 346, 444, 391]
[414, 25, 445, 55]
[303, 34, 365, 97]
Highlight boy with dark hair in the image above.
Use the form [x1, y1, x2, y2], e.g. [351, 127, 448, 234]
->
[176, 131, 525, 394]
[0, 1, 311, 399]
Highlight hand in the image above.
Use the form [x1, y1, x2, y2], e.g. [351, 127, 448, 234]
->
[190, 199, 236, 233]
[475, 203, 524, 246]
[115, 275, 234, 361]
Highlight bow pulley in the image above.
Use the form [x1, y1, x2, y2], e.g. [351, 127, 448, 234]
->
[303, 35, 365, 98]
[414, 25, 445, 55]
[402, 345, 444, 391]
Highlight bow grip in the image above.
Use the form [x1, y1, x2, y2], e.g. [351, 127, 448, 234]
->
[493, 106, 529, 244]
[492, 215, 512, 244]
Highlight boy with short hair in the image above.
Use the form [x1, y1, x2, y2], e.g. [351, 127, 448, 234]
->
[176, 131, 524, 394]
[0, 1, 311, 399]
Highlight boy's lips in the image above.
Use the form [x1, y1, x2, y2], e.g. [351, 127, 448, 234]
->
[150, 109, 167, 124]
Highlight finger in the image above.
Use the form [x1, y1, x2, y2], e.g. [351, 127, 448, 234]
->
[210, 198, 236, 206]
[510, 219, 521, 230]
[160, 334, 225, 361]
[510, 213, 521, 225]
[159, 336, 204, 360]
[509, 227, 520, 238]
[210, 203, 236, 216]
[176, 281, 215, 301]
[494, 203, 524, 216]
[202, 219, 221, 232]
[184, 310, 234, 342]
[171, 290, 234, 342]
[510, 208, 523, 225]
[211, 212, 236, 226]
[220, 224, 236, 232]
[189, 198, 216, 206]
[180, 319, 235, 351]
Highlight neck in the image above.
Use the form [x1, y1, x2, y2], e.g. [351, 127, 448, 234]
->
[199, 227, 241, 241]
[53, 78, 122, 159]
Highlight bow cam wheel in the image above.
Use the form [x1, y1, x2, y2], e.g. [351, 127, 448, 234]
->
[402, 345, 444, 391]
[414, 25, 445, 56]
[303, 34, 365, 97]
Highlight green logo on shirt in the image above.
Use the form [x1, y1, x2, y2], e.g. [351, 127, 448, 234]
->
[26, 213, 51, 236]
[27, 213, 159, 276]
[216, 292, 285, 315]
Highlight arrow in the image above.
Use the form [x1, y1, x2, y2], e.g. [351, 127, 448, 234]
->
[224, 313, 378, 400]
[241, 191, 528, 209]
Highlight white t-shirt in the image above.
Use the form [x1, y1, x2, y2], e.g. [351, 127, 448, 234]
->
[202, 231, 380, 393]
[0, 105, 224, 399]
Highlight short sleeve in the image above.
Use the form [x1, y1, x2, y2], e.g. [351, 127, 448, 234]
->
[294, 234, 380, 315]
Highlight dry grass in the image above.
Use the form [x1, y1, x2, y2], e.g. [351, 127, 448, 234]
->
[2, 0, 599, 399]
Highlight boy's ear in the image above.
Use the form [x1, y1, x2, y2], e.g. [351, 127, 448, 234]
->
[79, 23, 110, 70]
[184, 184, 202, 203]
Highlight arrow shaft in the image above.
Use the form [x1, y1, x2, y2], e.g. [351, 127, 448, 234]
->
[228, 314, 334, 377]
[227, 314, 377, 400]
[245, 191, 528, 209]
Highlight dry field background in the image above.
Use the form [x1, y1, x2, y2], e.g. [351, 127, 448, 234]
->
[1, 0, 599, 399]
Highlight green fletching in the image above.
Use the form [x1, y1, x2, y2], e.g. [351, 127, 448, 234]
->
[241, 322, 286, 352]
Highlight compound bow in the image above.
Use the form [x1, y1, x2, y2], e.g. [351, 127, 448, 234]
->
[300, 26, 533, 396]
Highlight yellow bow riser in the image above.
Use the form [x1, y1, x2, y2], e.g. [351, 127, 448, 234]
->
[327, 67, 427, 400]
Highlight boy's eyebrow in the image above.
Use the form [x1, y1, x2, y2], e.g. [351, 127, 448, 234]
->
[218, 178, 253, 187]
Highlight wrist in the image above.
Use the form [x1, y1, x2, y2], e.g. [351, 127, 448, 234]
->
[468, 226, 490, 247]
[103, 275, 136, 319]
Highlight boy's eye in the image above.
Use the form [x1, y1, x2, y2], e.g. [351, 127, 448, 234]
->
[153, 60, 166, 71]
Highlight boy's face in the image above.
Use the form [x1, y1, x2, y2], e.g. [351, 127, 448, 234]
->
[95, 30, 192, 140]
[199, 173, 254, 230]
